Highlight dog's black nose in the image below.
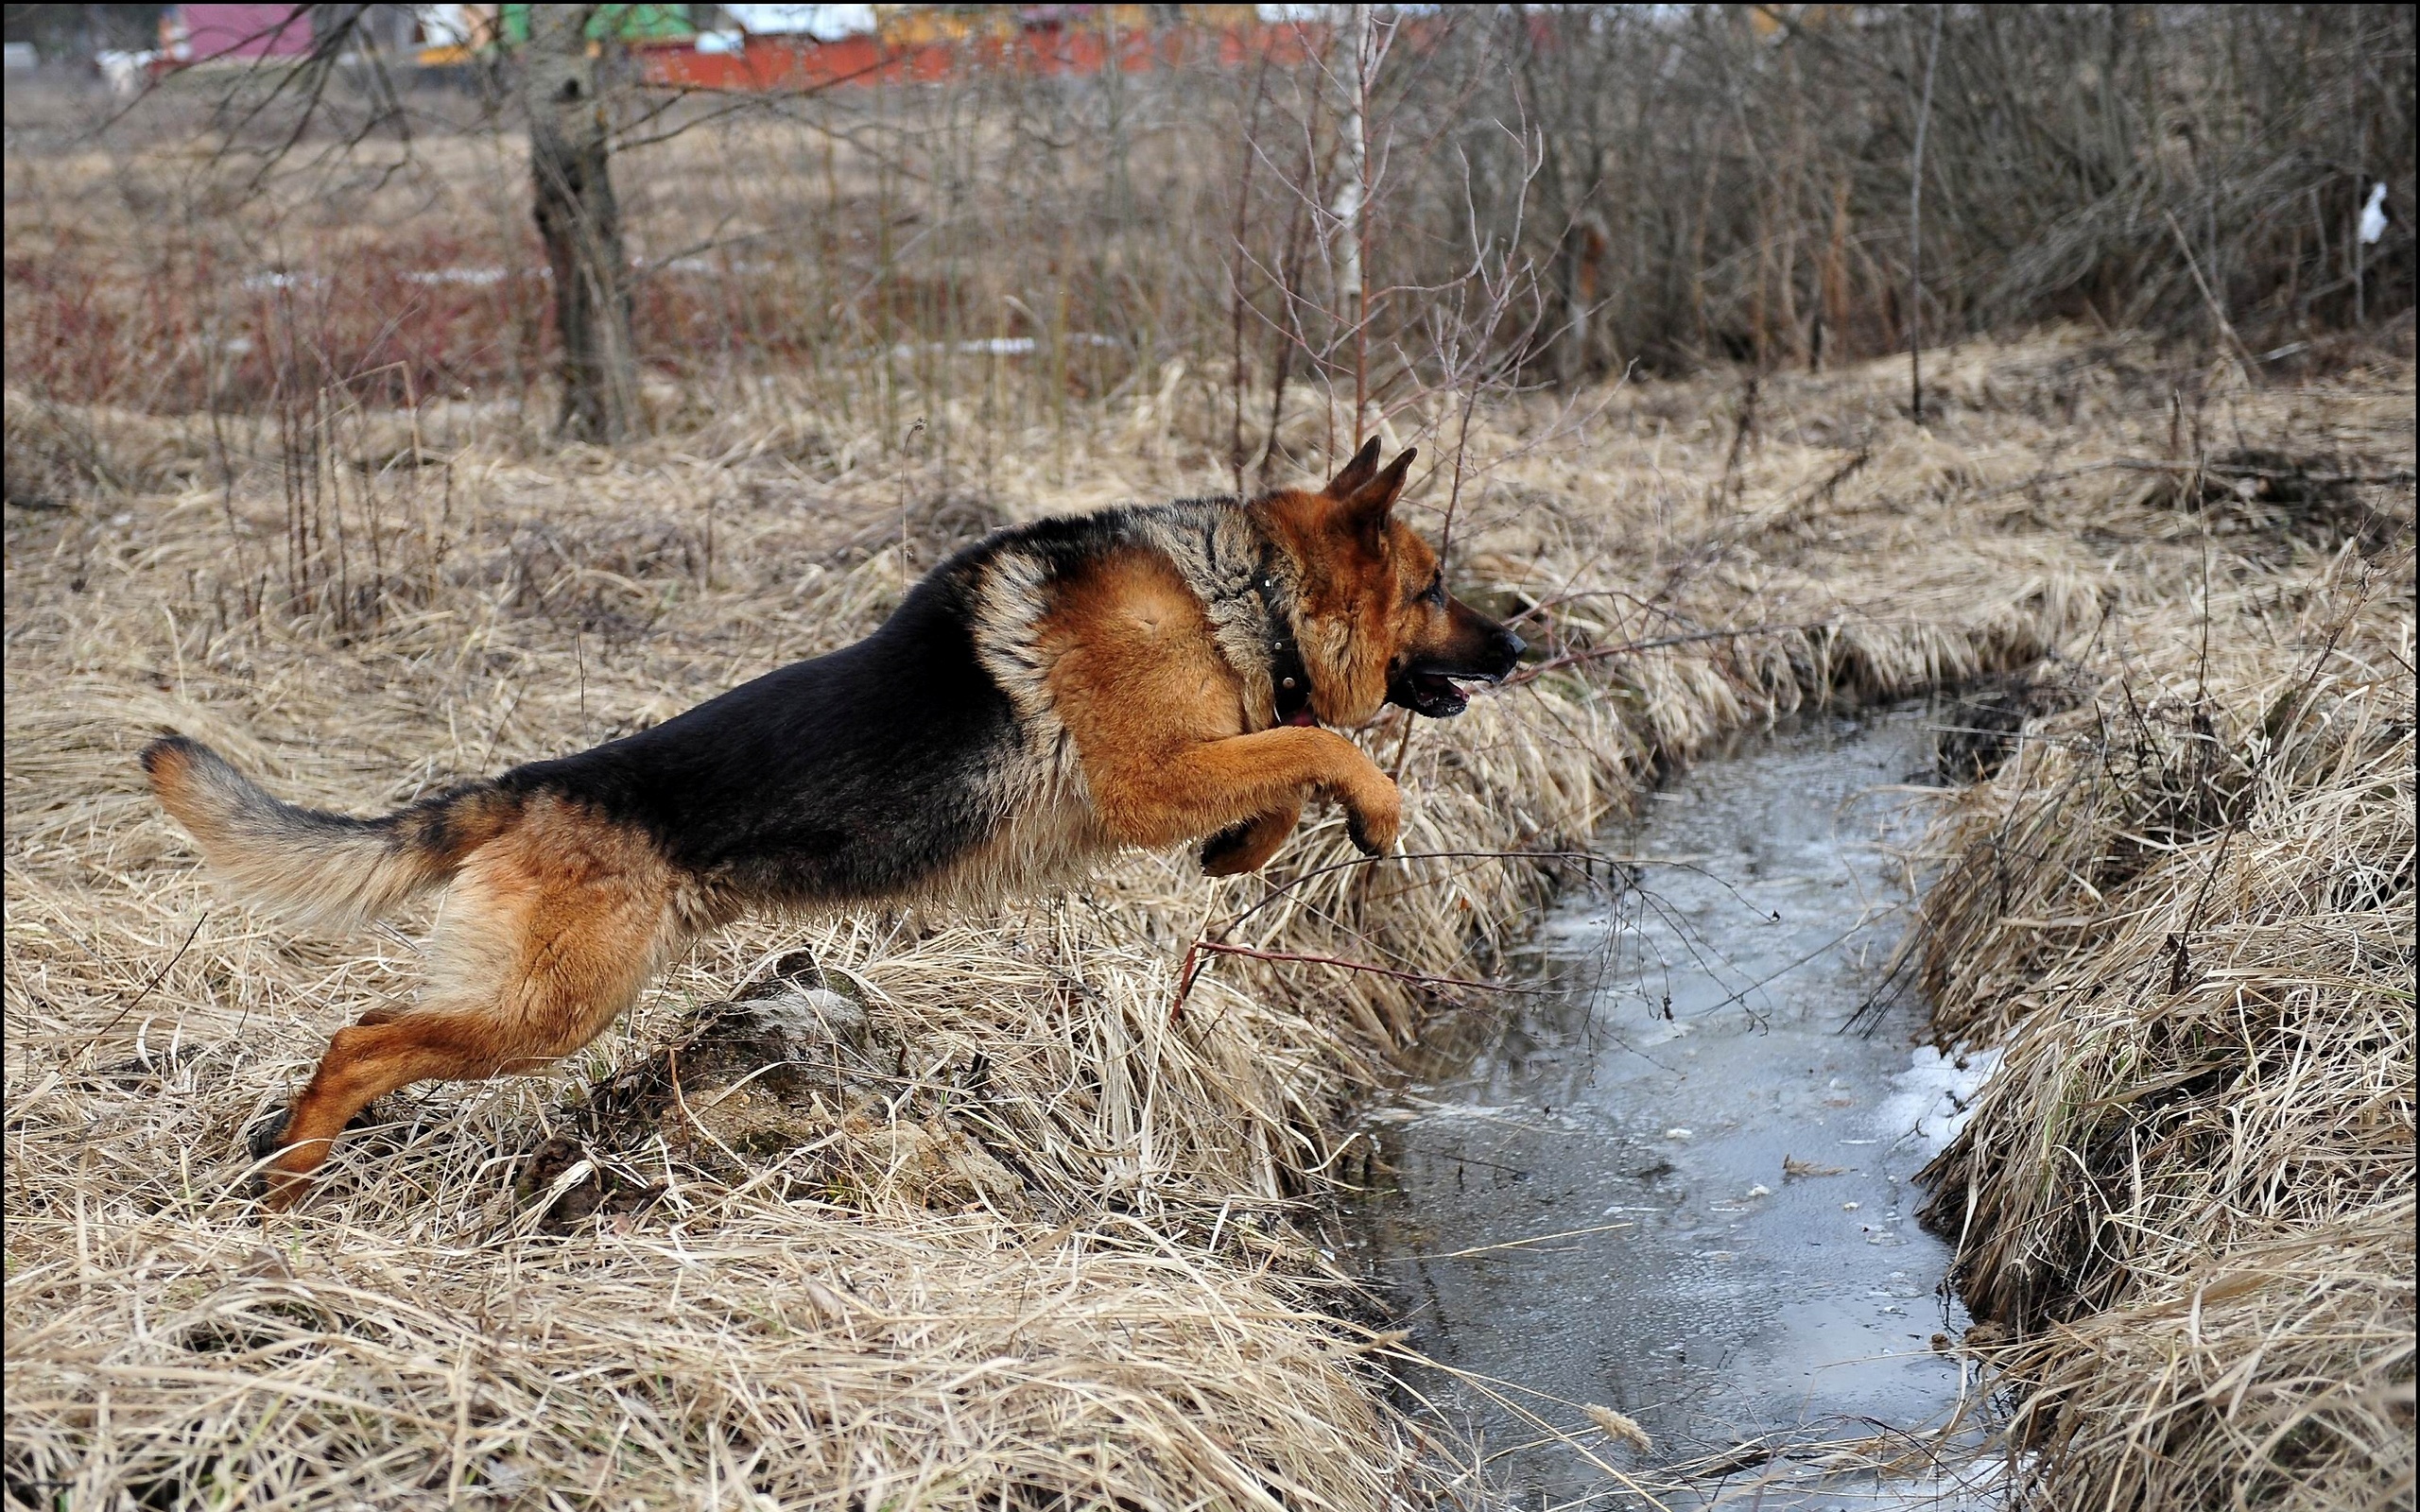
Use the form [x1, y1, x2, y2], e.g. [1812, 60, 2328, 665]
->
[1491, 628, 1526, 674]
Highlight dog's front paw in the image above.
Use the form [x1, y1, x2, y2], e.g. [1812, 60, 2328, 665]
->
[1343, 784, 1402, 857]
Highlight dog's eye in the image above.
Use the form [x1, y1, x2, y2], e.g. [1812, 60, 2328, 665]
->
[1419, 575, 1446, 607]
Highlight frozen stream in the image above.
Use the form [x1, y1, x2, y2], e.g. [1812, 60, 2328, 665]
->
[1352, 708, 2001, 1508]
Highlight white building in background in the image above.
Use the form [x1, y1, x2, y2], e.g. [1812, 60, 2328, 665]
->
[717, 6, 877, 40]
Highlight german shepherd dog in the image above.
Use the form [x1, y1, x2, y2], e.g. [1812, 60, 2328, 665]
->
[142, 441, 1522, 1208]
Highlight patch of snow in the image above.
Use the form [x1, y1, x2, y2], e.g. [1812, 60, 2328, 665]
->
[2360, 182, 2390, 246]
[96, 49, 158, 95]
[889, 334, 1119, 360]
[1877, 1043, 2002, 1154]
[402, 267, 511, 286]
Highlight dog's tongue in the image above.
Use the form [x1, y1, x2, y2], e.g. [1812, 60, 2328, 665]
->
[1285, 708, 1320, 728]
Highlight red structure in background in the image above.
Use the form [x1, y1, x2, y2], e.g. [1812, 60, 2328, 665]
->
[164, 4, 318, 62]
[640, 18, 1330, 93]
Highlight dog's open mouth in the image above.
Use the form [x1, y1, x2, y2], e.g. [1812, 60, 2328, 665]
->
[1389, 667, 1485, 718]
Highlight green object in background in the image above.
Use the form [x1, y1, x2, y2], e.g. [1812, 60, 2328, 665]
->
[496, 5, 700, 47]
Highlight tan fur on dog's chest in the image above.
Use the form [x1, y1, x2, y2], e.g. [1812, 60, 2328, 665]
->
[1037, 545, 1252, 761]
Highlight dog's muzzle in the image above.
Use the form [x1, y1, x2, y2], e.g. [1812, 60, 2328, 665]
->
[1387, 627, 1525, 718]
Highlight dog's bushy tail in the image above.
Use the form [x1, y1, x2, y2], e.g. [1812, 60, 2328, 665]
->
[140, 733, 515, 929]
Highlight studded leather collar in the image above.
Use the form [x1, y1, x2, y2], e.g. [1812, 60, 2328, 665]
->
[1253, 546, 1316, 727]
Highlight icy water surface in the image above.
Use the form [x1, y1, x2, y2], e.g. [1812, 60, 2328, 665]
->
[1353, 708, 2000, 1508]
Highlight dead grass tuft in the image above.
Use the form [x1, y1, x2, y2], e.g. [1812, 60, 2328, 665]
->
[1904, 395, 2414, 1502]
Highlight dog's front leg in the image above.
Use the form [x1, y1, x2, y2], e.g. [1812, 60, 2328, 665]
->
[1093, 727, 1401, 859]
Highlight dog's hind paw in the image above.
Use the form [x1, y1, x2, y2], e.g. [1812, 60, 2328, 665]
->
[241, 1102, 391, 1206]
[243, 1112, 291, 1201]
[246, 1110, 291, 1164]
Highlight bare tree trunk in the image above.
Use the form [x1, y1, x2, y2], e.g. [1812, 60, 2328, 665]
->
[1332, 3, 1368, 438]
[1556, 216, 1603, 388]
[524, 7, 638, 444]
[1908, 4, 1944, 422]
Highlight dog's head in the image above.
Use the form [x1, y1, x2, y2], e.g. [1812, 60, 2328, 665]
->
[1261, 438, 1525, 725]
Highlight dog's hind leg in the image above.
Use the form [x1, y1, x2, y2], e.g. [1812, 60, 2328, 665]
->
[254, 1011, 525, 1209]
[257, 803, 675, 1211]
[1200, 799, 1304, 876]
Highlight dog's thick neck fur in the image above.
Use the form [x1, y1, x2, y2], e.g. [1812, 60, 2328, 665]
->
[970, 491, 1307, 744]
[1139, 494, 1312, 730]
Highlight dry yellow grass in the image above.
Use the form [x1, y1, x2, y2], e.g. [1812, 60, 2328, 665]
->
[7, 326, 2411, 1506]
[1905, 453, 2415, 1506]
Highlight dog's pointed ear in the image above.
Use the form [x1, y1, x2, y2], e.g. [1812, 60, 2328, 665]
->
[1322, 437, 1384, 500]
[1332, 447, 1415, 550]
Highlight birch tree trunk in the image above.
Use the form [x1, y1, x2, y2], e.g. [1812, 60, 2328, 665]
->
[1907, 5, 1944, 422]
[1332, 4, 1368, 432]
[523, 7, 638, 443]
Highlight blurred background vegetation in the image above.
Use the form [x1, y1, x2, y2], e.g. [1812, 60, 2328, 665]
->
[4, 4, 2411, 456]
